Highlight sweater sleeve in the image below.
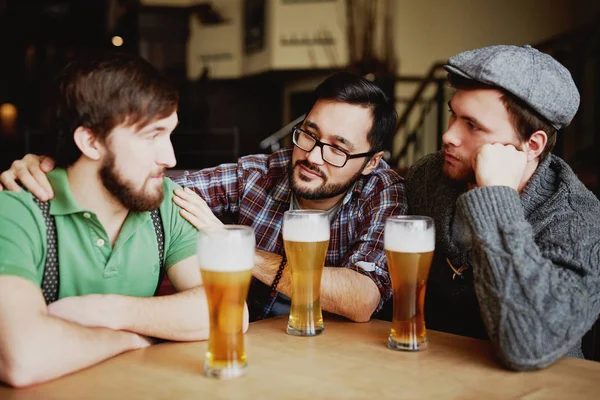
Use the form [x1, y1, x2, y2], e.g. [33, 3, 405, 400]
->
[456, 185, 600, 371]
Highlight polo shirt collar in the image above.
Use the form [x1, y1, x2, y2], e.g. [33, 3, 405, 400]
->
[48, 168, 86, 216]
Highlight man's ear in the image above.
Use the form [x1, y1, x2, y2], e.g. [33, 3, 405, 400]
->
[524, 130, 547, 161]
[73, 126, 103, 161]
[361, 151, 384, 175]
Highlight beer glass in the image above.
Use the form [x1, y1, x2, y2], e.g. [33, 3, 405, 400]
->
[384, 216, 435, 351]
[197, 225, 254, 379]
[283, 210, 330, 336]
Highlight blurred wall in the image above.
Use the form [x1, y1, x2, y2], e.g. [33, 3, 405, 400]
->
[393, 0, 596, 76]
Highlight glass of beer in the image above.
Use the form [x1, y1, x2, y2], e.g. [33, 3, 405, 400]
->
[385, 216, 435, 351]
[283, 210, 330, 336]
[197, 225, 254, 379]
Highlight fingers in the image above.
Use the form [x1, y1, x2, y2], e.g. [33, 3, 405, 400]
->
[32, 166, 54, 199]
[179, 209, 203, 231]
[0, 169, 22, 193]
[24, 155, 54, 199]
[173, 190, 201, 214]
[0, 158, 54, 200]
[174, 187, 204, 203]
[174, 189, 223, 230]
[39, 156, 56, 172]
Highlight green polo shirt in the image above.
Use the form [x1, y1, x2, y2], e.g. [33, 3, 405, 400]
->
[0, 168, 196, 298]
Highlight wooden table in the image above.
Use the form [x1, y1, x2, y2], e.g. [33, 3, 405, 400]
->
[2, 316, 599, 399]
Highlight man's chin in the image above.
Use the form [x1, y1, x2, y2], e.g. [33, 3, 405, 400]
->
[442, 164, 473, 183]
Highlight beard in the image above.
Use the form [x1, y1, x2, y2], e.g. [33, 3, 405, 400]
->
[99, 150, 164, 212]
[288, 159, 365, 201]
[441, 146, 475, 183]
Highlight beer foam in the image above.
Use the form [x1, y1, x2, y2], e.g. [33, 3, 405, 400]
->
[282, 216, 330, 242]
[197, 230, 255, 271]
[384, 223, 435, 253]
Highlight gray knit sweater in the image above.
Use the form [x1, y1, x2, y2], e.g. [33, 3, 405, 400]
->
[407, 151, 600, 370]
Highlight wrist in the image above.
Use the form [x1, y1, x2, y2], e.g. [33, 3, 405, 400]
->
[128, 332, 152, 350]
[102, 294, 126, 331]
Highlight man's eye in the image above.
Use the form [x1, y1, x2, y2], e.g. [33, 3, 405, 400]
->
[330, 147, 346, 156]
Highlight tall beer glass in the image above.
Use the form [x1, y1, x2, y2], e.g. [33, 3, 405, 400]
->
[385, 216, 435, 351]
[283, 210, 330, 336]
[197, 226, 254, 379]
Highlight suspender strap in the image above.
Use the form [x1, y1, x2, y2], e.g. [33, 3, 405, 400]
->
[150, 209, 166, 294]
[32, 197, 60, 305]
[32, 198, 166, 304]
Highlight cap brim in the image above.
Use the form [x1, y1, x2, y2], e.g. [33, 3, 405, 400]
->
[443, 64, 474, 80]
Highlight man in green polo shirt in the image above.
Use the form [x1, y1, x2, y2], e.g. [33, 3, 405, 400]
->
[0, 53, 217, 387]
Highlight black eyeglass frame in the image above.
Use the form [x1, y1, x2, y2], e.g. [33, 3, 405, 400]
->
[291, 126, 376, 168]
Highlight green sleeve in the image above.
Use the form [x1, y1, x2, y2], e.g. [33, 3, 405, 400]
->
[0, 191, 45, 285]
[160, 178, 197, 270]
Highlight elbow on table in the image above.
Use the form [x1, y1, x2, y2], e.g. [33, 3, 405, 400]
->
[496, 347, 556, 372]
[1, 351, 46, 388]
[344, 299, 379, 323]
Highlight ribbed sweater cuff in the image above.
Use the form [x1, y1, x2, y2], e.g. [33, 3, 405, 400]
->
[456, 186, 524, 235]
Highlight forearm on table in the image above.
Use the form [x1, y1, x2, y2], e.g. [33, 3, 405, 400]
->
[1, 315, 144, 388]
[105, 286, 210, 342]
[254, 249, 380, 322]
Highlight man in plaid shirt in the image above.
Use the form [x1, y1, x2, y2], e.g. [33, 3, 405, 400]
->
[172, 72, 405, 321]
[1, 72, 406, 323]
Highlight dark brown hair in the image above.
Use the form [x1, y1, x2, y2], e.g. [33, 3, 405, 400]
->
[308, 72, 397, 153]
[447, 73, 557, 160]
[48, 52, 179, 167]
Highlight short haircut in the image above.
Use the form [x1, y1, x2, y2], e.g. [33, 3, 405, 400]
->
[48, 52, 179, 167]
[308, 72, 397, 153]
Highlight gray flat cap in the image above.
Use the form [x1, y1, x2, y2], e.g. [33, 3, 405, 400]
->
[444, 45, 580, 130]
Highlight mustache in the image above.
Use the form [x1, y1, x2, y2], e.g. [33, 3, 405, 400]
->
[442, 145, 461, 161]
[294, 160, 326, 179]
[150, 168, 166, 178]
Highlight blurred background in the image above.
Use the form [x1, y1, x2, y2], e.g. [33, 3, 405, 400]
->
[0, 0, 598, 197]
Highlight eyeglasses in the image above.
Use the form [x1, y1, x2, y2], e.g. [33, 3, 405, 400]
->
[291, 126, 376, 168]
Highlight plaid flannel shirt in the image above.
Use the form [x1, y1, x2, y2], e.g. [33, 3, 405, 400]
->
[172, 148, 406, 318]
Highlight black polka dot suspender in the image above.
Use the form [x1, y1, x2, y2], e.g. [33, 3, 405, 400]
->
[32, 198, 60, 304]
[32, 197, 165, 305]
[150, 209, 166, 295]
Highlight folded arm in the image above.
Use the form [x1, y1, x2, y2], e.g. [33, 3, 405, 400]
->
[0, 276, 150, 388]
[47, 256, 215, 341]
[458, 186, 600, 370]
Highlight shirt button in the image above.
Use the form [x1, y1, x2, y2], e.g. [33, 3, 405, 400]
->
[96, 239, 105, 247]
[83, 212, 91, 219]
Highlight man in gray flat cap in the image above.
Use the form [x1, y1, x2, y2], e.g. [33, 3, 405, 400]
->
[406, 44, 600, 370]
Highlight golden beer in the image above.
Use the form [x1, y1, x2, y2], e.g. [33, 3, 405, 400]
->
[201, 268, 252, 377]
[197, 226, 254, 379]
[285, 240, 328, 335]
[384, 216, 435, 351]
[283, 210, 330, 336]
[386, 250, 434, 350]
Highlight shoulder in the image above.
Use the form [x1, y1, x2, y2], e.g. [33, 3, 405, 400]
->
[406, 152, 444, 185]
[354, 160, 405, 202]
[547, 155, 600, 214]
[238, 149, 290, 177]
[0, 189, 46, 251]
[535, 156, 600, 262]
[0, 189, 43, 222]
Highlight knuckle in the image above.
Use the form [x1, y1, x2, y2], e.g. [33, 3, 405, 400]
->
[11, 159, 24, 170]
